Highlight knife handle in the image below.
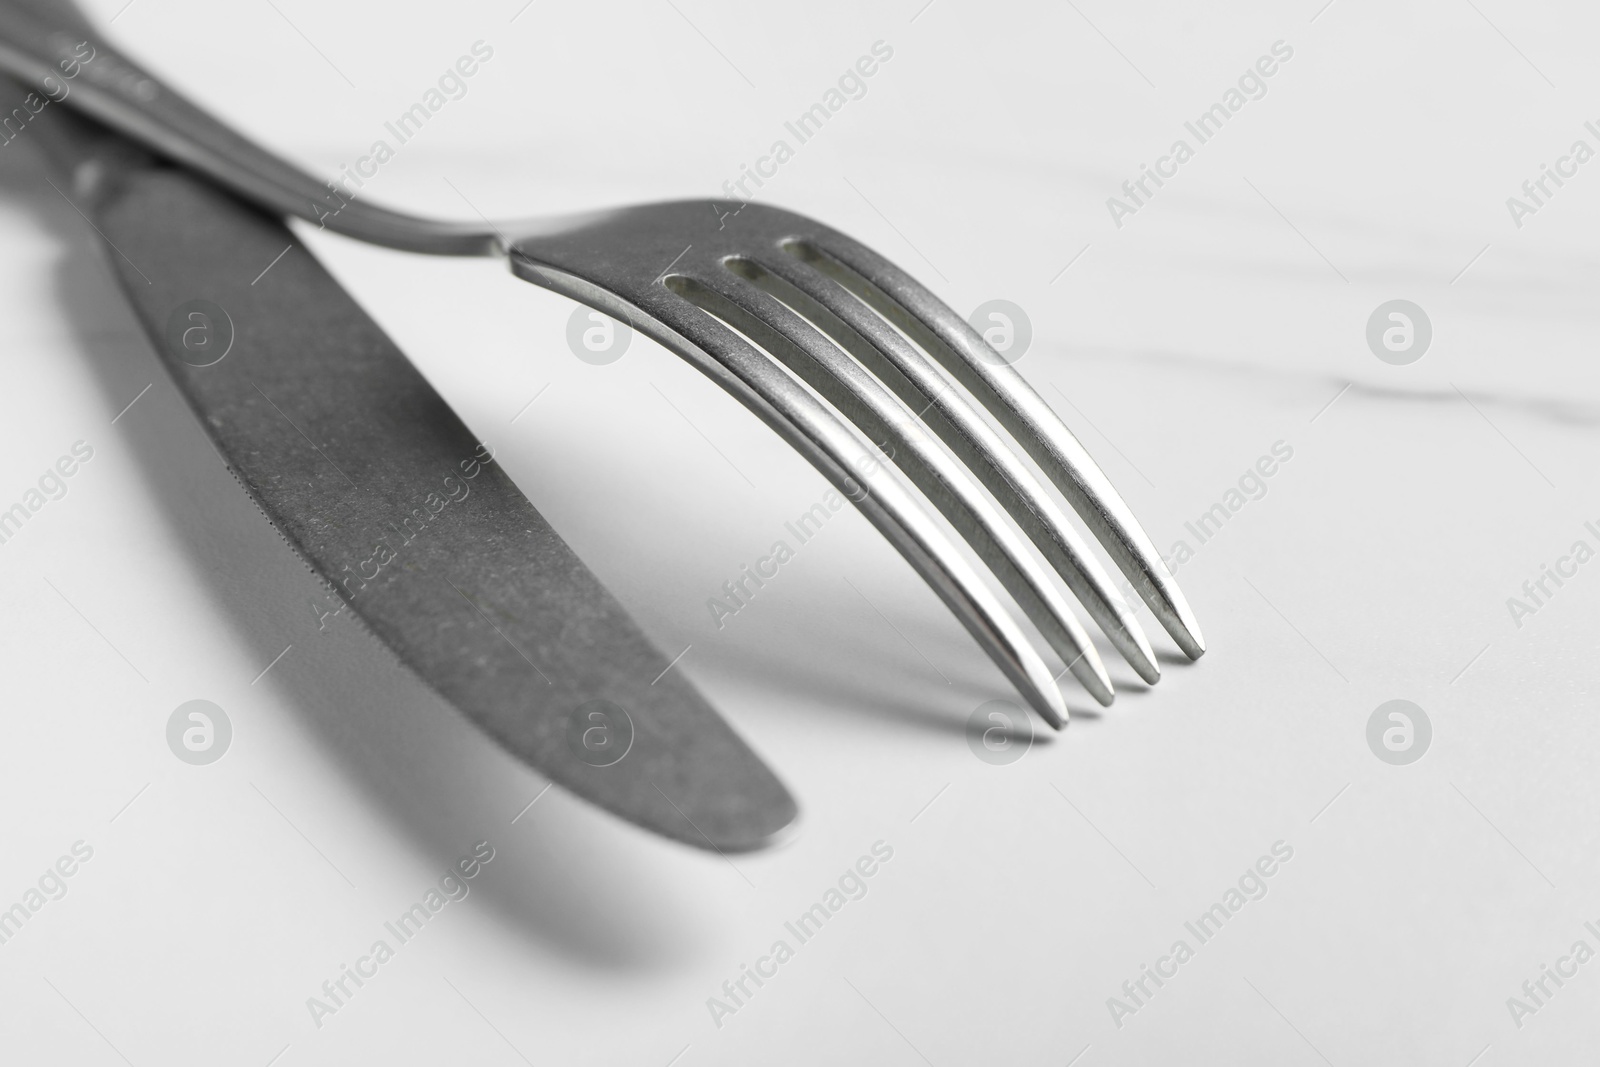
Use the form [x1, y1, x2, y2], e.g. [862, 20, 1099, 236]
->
[0, 0, 494, 255]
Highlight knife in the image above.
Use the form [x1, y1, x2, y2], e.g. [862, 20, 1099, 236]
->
[14, 77, 798, 853]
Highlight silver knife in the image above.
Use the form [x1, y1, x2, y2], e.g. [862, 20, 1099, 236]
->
[16, 77, 797, 853]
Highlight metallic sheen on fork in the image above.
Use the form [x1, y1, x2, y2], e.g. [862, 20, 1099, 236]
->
[0, 0, 1204, 726]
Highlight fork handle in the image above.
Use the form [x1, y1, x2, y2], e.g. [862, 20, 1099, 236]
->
[0, 0, 496, 255]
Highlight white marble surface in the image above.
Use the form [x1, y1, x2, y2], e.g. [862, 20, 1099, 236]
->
[2, 1, 1599, 1064]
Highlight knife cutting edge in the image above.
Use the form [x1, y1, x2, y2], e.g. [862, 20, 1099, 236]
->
[11, 77, 798, 853]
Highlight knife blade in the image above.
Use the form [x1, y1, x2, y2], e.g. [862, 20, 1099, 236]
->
[18, 85, 798, 853]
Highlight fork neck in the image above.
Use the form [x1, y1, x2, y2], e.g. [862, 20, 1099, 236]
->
[0, 0, 501, 256]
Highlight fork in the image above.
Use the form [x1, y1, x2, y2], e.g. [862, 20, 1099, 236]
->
[0, 0, 1203, 728]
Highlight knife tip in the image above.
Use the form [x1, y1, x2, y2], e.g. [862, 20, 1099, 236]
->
[715, 796, 803, 855]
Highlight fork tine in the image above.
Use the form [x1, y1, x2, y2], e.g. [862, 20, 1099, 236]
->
[786, 235, 1206, 660]
[606, 276, 1072, 728]
[744, 253, 1160, 685]
[682, 265, 1116, 706]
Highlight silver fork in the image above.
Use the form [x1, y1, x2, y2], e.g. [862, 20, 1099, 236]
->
[0, 0, 1203, 728]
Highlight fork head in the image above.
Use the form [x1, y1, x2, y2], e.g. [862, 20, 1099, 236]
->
[507, 201, 1204, 728]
